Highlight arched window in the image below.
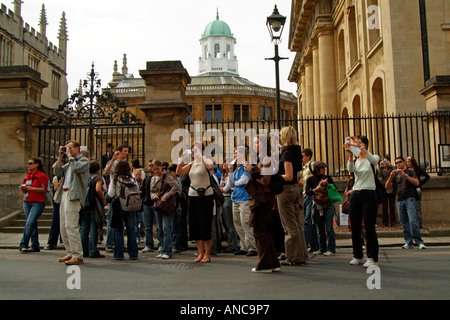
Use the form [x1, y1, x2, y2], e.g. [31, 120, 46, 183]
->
[214, 44, 220, 58]
[204, 45, 208, 59]
[348, 6, 358, 66]
[338, 30, 346, 83]
[226, 45, 231, 59]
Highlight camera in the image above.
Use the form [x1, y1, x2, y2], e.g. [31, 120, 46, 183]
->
[60, 146, 66, 153]
[345, 137, 350, 144]
[21, 184, 27, 191]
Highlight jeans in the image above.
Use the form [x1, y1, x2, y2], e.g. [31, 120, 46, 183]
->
[113, 209, 138, 259]
[222, 196, 238, 252]
[47, 201, 62, 246]
[172, 209, 182, 251]
[313, 204, 336, 253]
[80, 208, 101, 257]
[106, 201, 115, 249]
[397, 197, 423, 245]
[20, 201, 45, 250]
[303, 195, 319, 251]
[155, 210, 174, 256]
[135, 210, 145, 241]
[143, 204, 156, 249]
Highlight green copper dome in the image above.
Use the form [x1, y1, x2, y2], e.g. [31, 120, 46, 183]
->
[201, 13, 234, 39]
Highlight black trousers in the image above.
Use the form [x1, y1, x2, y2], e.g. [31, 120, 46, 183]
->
[349, 190, 379, 262]
[188, 195, 214, 241]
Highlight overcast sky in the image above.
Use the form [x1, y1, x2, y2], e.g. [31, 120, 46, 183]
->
[19, 0, 297, 97]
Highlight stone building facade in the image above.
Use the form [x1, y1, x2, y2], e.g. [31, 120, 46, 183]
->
[288, 0, 450, 117]
[0, 1, 68, 217]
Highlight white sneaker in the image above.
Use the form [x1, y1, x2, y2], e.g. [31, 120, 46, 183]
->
[251, 268, 272, 273]
[313, 251, 323, 255]
[349, 258, 364, 265]
[161, 254, 171, 259]
[419, 243, 426, 250]
[156, 253, 163, 258]
[402, 243, 413, 249]
[141, 247, 153, 253]
[323, 251, 334, 256]
[363, 258, 378, 268]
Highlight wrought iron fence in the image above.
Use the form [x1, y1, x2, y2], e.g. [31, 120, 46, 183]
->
[184, 111, 450, 177]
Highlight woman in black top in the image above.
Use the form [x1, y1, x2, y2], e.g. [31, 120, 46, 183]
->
[276, 126, 308, 265]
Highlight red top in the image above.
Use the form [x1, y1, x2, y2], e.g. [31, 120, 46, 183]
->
[23, 170, 49, 203]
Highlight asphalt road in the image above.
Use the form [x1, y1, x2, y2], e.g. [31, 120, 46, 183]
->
[1, 246, 449, 304]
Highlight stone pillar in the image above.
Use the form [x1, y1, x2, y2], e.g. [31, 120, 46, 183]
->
[304, 58, 314, 117]
[312, 43, 321, 116]
[138, 61, 191, 163]
[0, 66, 49, 217]
[318, 29, 338, 116]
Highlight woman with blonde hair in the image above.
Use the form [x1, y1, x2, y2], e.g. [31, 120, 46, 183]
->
[277, 126, 309, 266]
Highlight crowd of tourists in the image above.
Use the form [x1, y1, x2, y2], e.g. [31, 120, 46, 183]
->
[17, 127, 429, 272]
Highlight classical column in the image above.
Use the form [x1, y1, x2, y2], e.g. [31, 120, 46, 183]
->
[318, 29, 338, 116]
[304, 57, 314, 117]
[312, 42, 321, 116]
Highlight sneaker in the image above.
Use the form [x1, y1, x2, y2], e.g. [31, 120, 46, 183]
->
[323, 251, 334, 256]
[313, 251, 323, 255]
[141, 246, 153, 253]
[251, 268, 272, 273]
[349, 258, 364, 266]
[247, 250, 258, 257]
[402, 243, 413, 249]
[105, 247, 114, 253]
[419, 243, 427, 250]
[156, 253, 163, 258]
[161, 254, 171, 259]
[363, 258, 378, 268]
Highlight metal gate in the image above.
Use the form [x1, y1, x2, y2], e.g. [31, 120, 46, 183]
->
[37, 64, 145, 175]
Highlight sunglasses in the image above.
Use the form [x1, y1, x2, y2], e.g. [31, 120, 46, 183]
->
[27, 162, 35, 165]
[395, 161, 403, 165]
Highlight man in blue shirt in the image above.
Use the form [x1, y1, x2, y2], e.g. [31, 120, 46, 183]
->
[223, 146, 257, 256]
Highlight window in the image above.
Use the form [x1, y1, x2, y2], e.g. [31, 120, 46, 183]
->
[234, 105, 241, 120]
[51, 71, 61, 99]
[242, 105, 249, 121]
[260, 106, 265, 120]
[267, 107, 272, 121]
[28, 54, 39, 71]
[205, 105, 222, 122]
[214, 44, 220, 58]
[348, 6, 358, 66]
[226, 45, 231, 59]
[0, 36, 13, 66]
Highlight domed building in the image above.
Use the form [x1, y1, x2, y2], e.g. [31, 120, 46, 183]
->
[106, 12, 297, 124]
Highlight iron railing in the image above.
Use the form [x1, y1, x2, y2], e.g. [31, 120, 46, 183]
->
[184, 111, 450, 177]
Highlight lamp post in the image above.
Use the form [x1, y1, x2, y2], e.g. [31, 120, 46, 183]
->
[266, 4, 288, 130]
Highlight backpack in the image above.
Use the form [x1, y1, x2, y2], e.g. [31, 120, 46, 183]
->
[269, 172, 285, 195]
[84, 175, 100, 209]
[371, 165, 386, 205]
[119, 180, 142, 212]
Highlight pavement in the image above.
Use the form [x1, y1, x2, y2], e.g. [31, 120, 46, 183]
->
[1, 228, 449, 250]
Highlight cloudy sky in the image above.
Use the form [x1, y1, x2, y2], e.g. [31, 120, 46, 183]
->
[19, 0, 297, 96]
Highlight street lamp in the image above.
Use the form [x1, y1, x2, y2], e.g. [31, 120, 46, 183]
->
[266, 4, 287, 130]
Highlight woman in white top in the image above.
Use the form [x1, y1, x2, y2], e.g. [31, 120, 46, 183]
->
[176, 142, 214, 263]
[344, 136, 380, 268]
